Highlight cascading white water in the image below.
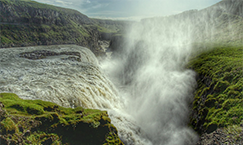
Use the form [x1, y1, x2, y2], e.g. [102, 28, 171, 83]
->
[101, 16, 201, 145]
[105, 3, 242, 144]
[0, 45, 121, 109]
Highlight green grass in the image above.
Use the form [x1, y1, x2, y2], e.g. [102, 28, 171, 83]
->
[0, 93, 123, 144]
[0, 36, 12, 44]
[188, 45, 243, 134]
[0, 23, 90, 46]
[95, 24, 118, 33]
[0, 117, 18, 133]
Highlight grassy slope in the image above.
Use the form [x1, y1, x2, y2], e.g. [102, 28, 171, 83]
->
[0, 93, 123, 145]
[0, 0, 90, 47]
[188, 45, 243, 137]
[0, 22, 95, 45]
[92, 18, 129, 34]
[1, 0, 83, 13]
[0, 0, 125, 52]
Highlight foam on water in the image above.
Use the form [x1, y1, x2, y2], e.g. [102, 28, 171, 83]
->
[0, 45, 119, 108]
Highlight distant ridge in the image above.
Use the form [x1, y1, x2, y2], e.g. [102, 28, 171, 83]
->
[0, 0, 126, 56]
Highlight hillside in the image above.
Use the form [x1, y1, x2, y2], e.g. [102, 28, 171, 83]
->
[0, 0, 126, 56]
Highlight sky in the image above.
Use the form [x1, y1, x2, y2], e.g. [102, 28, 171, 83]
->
[34, 0, 222, 20]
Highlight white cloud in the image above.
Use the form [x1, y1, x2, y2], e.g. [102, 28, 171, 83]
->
[54, 0, 73, 5]
[34, 0, 222, 18]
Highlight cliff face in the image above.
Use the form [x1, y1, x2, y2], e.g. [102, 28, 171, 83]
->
[0, 0, 92, 25]
[211, 0, 243, 18]
[0, 0, 102, 54]
[109, 0, 243, 57]
[0, 0, 126, 56]
[188, 0, 243, 45]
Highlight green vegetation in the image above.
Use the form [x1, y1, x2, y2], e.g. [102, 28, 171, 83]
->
[0, 21, 91, 47]
[94, 24, 119, 33]
[92, 18, 127, 34]
[0, 93, 123, 145]
[188, 45, 243, 134]
[0, 0, 126, 57]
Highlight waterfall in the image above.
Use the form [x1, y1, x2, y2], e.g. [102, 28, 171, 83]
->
[0, 21, 200, 144]
[0, 16, 202, 144]
[102, 16, 200, 145]
[0, 44, 151, 144]
[1, 12, 212, 145]
[0, 41, 199, 144]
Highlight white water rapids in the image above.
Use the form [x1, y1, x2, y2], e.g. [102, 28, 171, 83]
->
[0, 17, 202, 145]
[0, 45, 121, 109]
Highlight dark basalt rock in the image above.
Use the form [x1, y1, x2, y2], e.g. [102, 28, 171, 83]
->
[19, 50, 81, 60]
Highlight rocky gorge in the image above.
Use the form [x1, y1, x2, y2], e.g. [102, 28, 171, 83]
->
[106, 0, 243, 144]
[0, 0, 243, 144]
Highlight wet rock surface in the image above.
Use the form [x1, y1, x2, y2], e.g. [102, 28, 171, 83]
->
[19, 50, 81, 60]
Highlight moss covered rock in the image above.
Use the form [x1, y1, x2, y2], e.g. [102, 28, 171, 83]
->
[0, 93, 123, 145]
[188, 45, 243, 143]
